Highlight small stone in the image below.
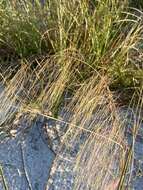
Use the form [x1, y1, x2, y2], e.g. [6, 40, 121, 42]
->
[10, 129, 17, 137]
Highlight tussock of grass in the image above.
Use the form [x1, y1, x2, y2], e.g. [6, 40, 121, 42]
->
[0, 0, 143, 189]
[46, 76, 126, 190]
[0, 0, 143, 88]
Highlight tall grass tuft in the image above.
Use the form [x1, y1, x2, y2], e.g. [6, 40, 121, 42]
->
[0, 0, 143, 189]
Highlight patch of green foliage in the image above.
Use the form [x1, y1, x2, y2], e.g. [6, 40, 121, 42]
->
[0, 0, 143, 91]
[0, 0, 53, 57]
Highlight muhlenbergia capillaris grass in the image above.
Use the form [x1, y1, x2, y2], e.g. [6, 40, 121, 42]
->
[1, 0, 143, 189]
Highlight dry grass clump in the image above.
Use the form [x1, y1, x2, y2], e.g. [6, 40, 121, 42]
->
[0, 49, 81, 130]
[45, 77, 143, 190]
[0, 58, 142, 189]
[45, 75, 128, 190]
[0, 54, 130, 189]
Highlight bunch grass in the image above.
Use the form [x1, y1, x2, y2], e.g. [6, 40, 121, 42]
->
[0, 0, 143, 189]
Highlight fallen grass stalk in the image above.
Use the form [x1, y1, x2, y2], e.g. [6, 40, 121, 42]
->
[0, 164, 9, 190]
[20, 143, 33, 190]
